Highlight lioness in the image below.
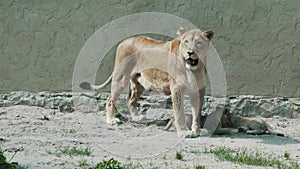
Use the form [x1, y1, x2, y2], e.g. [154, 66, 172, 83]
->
[80, 27, 214, 138]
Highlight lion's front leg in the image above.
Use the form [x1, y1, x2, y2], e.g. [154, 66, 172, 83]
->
[190, 87, 207, 136]
[171, 84, 189, 137]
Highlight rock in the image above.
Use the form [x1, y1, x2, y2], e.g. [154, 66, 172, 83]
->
[228, 96, 294, 118]
[58, 99, 74, 113]
[0, 92, 299, 118]
[0, 111, 7, 116]
[290, 98, 300, 106]
[72, 94, 98, 113]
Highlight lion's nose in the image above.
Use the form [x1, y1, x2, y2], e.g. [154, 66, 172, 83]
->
[187, 51, 195, 56]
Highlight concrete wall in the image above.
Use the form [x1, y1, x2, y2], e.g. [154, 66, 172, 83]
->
[0, 0, 299, 97]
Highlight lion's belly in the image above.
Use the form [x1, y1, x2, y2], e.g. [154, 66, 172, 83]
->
[138, 70, 172, 95]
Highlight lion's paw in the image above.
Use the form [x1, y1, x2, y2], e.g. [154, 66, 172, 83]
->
[199, 128, 209, 136]
[180, 129, 209, 138]
[106, 118, 120, 125]
[185, 130, 200, 138]
[176, 130, 199, 138]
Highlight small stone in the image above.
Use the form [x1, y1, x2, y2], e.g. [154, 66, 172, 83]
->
[290, 99, 300, 106]
[0, 111, 7, 116]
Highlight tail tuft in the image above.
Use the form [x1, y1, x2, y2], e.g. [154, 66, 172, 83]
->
[80, 82, 92, 90]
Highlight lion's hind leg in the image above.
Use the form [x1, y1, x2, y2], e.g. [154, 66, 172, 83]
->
[105, 96, 120, 124]
[127, 76, 146, 121]
[106, 57, 137, 124]
[106, 75, 132, 124]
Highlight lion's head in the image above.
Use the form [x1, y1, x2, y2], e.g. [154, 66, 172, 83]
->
[176, 27, 214, 70]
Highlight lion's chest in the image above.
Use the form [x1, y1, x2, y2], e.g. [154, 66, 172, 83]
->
[137, 69, 172, 95]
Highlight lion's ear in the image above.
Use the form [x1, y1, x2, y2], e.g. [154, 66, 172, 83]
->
[176, 27, 186, 36]
[203, 30, 214, 40]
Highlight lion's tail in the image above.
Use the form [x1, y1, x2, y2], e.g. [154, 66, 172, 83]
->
[79, 74, 112, 91]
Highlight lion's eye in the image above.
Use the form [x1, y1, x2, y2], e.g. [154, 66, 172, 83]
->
[184, 40, 188, 44]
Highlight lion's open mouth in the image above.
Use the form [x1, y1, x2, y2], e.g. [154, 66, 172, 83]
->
[185, 58, 199, 67]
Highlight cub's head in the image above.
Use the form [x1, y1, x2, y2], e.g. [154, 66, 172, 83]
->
[220, 108, 232, 127]
[176, 27, 214, 70]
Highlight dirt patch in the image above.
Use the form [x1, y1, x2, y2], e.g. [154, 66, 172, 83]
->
[0, 105, 300, 169]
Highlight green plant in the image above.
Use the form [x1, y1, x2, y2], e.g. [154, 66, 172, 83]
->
[122, 161, 142, 169]
[0, 138, 7, 143]
[62, 128, 76, 134]
[162, 155, 167, 160]
[211, 147, 300, 169]
[79, 159, 90, 167]
[284, 151, 290, 160]
[175, 151, 183, 160]
[190, 149, 202, 154]
[59, 147, 91, 157]
[0, 150, 16, 169]
[212, 147, 275, 166]
[94, 158, 122, 169]
[194, 164, 205, 169]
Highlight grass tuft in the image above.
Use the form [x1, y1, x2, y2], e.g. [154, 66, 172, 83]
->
[122, 161, 142, 169]
[190, 149, 202, 154]
[211, 147, 300, 169]
[194, 164, 206, 169]
[94, 158, 122, 169]
[0, 150, 15, 169]
[59, 147, 91, 157]
[62, 128, 76, 134]
[283, 151, 290, 160]
[78, 159, 90, 167]
[175, 151, 184, 160]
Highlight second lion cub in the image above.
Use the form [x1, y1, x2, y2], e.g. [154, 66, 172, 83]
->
[164, 108, 284, 136]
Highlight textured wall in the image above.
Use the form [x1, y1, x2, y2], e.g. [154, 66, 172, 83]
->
[0, 0, 299, 97]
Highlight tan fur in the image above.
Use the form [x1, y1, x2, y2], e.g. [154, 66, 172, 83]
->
[164, 114, 193, 131]
[164, 109, 284, 136]
[224, 114, 283, 135]
[80, 28, 214, 138]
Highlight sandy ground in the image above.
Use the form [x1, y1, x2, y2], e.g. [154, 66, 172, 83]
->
[0, 105, 300, 169]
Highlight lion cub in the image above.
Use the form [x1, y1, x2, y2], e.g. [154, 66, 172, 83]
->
[164, 108, 284, 136]
[163, 112, 238, 135]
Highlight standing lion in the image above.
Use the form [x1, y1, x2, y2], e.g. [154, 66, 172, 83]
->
[80, 27, 214, 138]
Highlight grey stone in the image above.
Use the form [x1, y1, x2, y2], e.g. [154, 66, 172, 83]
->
[227, 96, 294, 118]
[0, 92, 299, 119]
[290, 99, 300, 106]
